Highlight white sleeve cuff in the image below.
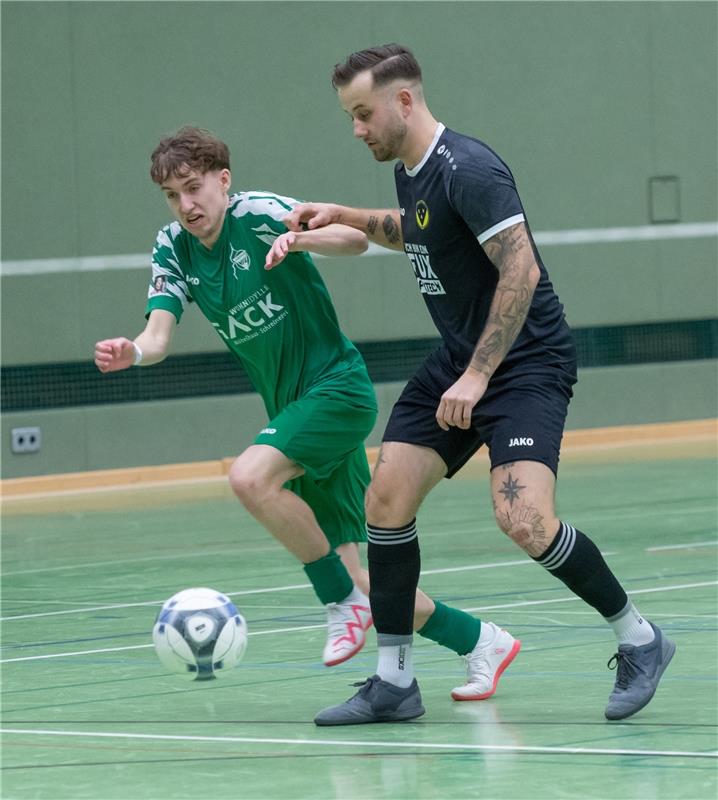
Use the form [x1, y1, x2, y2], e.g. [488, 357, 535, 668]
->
[477, 213, 525, 245]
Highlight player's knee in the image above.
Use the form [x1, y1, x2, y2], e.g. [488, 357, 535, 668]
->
[499, 518, 534, 550]
[228, 467, 270, 513]
[494, 509, 556, 557]
[365, 481, 411, 527]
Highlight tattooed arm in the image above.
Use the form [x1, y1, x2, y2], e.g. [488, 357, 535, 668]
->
[283, 203, 404, 251]
[435, 222, 539, 431]
[469, 221, 539, 377]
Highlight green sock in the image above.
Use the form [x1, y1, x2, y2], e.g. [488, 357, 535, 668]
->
[303, 550, 353, 605]
[418, 600, 481, 656]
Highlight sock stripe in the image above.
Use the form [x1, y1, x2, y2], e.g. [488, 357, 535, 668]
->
[367, 520, 416, 534]
[367, 520, 417, 546]
[539, 522, 576, 570]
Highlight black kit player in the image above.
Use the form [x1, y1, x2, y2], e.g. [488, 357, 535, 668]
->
[95, 125, 521, 700]
[279, 44, 676, 725]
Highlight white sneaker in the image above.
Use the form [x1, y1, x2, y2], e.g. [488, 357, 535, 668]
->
[323, 589, 373, 667]
[451, 622, 521, 701]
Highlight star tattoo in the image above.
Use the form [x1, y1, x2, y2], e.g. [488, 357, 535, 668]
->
[498, 473, 526, 506]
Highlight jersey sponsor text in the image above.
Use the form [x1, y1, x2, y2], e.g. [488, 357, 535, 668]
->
[404, 242, 446, 295]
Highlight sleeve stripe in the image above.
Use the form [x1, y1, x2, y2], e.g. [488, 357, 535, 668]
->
[477, 213, 525, 244]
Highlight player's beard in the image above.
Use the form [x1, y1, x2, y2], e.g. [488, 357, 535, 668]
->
[370, 118, 408, 162]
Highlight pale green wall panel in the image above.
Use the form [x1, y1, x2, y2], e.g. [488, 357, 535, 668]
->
[81, 394, 267, 470]
[565, 360, 718, 429]
[1, 1, 77, 260]
[546, 238, 718, 328]
[1, 1, 716, 479]
[2, 409, 87, 478]
[2, 361, 716, 479]
[2, 1, 716, 260]
[1, 274, 84, 364]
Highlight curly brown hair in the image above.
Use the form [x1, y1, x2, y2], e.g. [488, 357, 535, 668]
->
[150, 126, 230, 184]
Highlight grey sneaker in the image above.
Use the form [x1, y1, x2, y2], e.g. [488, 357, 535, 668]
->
[605, 622, 676, 720]
[314, 675, 425, 726]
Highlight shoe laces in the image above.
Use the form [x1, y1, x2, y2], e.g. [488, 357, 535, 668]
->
[607, 651, 638, 690]
[350, 677, 376, 697]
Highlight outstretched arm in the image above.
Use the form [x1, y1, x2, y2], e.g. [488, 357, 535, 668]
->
[435, 222, 540, 430]
[94, 309, 177, 372]
[265, 223, 368, 269]
[283, 202, 404, 252]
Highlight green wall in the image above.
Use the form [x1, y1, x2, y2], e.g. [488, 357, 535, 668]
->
[1, 1, 716, 478]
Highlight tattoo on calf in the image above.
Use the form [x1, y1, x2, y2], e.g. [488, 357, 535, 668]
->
[382, 214, 401, 244]
[498, 504, 548, 557]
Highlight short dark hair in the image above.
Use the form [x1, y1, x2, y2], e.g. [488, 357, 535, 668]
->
[331, 43, 422, 90]
[150, 126, 230, 184]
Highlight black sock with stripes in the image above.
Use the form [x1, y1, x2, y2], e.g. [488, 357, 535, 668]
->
[367, 519, 421, 636]
[533, 521, 628, 618]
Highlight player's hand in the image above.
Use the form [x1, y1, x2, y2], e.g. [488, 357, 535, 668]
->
[265, 231, 298, 270]
[283, 202, 338, 232]
[436, 369, 489, 431]
[94, 338, 135, 373]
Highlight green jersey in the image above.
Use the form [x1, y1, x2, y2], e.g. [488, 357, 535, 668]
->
[146, 191, 372, 417]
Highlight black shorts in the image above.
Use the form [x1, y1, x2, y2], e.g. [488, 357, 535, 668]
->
[383, 348, 577, 478]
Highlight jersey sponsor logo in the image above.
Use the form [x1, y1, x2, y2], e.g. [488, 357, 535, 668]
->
[229, 245, 251, 277]
[415, 200, 430, 230]
[212, 285, 289, 343]
[185, 275, 200, 286]
[259, 427, 277, 435]
[508, 437, 534, 447]
[150, 275, 168, 295]
[404, 242, 446, 295]
[436, 143, 457, 170]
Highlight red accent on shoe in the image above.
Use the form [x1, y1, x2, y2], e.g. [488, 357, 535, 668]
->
[324, 605, 373, 667]
[451, 638, 522, 701]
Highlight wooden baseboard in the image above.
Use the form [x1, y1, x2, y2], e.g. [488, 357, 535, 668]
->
[2, 418, 715, 500]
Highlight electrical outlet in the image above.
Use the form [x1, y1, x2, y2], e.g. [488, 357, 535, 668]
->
[11, 427, 41, 454]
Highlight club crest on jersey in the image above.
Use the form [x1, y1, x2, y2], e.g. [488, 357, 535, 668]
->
[415, 200, 430, 230]
[229, 245, 251, 278]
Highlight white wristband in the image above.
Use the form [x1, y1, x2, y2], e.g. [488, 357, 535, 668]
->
[132, 341, 143, 366]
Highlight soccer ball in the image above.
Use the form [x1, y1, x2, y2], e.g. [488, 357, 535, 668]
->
[152, 587, 248, 681]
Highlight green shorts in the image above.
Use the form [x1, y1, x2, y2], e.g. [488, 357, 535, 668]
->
[254, 377, 377, 547]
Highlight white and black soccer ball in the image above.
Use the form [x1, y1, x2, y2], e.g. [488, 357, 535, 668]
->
[152, 587, 248, 681]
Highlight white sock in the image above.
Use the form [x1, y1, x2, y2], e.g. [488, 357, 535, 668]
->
[376, 641, 414, 687]
[339, 586, 367, 605]
[609, 602, 655, 646]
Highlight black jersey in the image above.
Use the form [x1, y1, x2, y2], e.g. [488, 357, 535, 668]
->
[394, 125, 575, 377]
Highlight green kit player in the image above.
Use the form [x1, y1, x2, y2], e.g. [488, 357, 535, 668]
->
[94, 126, 520, 696]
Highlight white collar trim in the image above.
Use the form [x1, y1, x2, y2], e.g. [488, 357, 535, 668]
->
[404, 123, 446, 177]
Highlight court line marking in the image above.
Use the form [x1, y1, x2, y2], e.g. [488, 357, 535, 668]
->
[2, 222, 716, 275]
[646, 540, 718, 552]
[0, 559, 538, 620]
[0, 547, 284, 578]
[0, 558, 705, 624]
[2, 580, 715, 664]
[4, 499, 715, 578]
[0, 728, 715, 759]
[463, 580, 718, 614]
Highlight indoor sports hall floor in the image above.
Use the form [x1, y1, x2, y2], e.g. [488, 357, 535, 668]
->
[2, 421, 717, 800]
